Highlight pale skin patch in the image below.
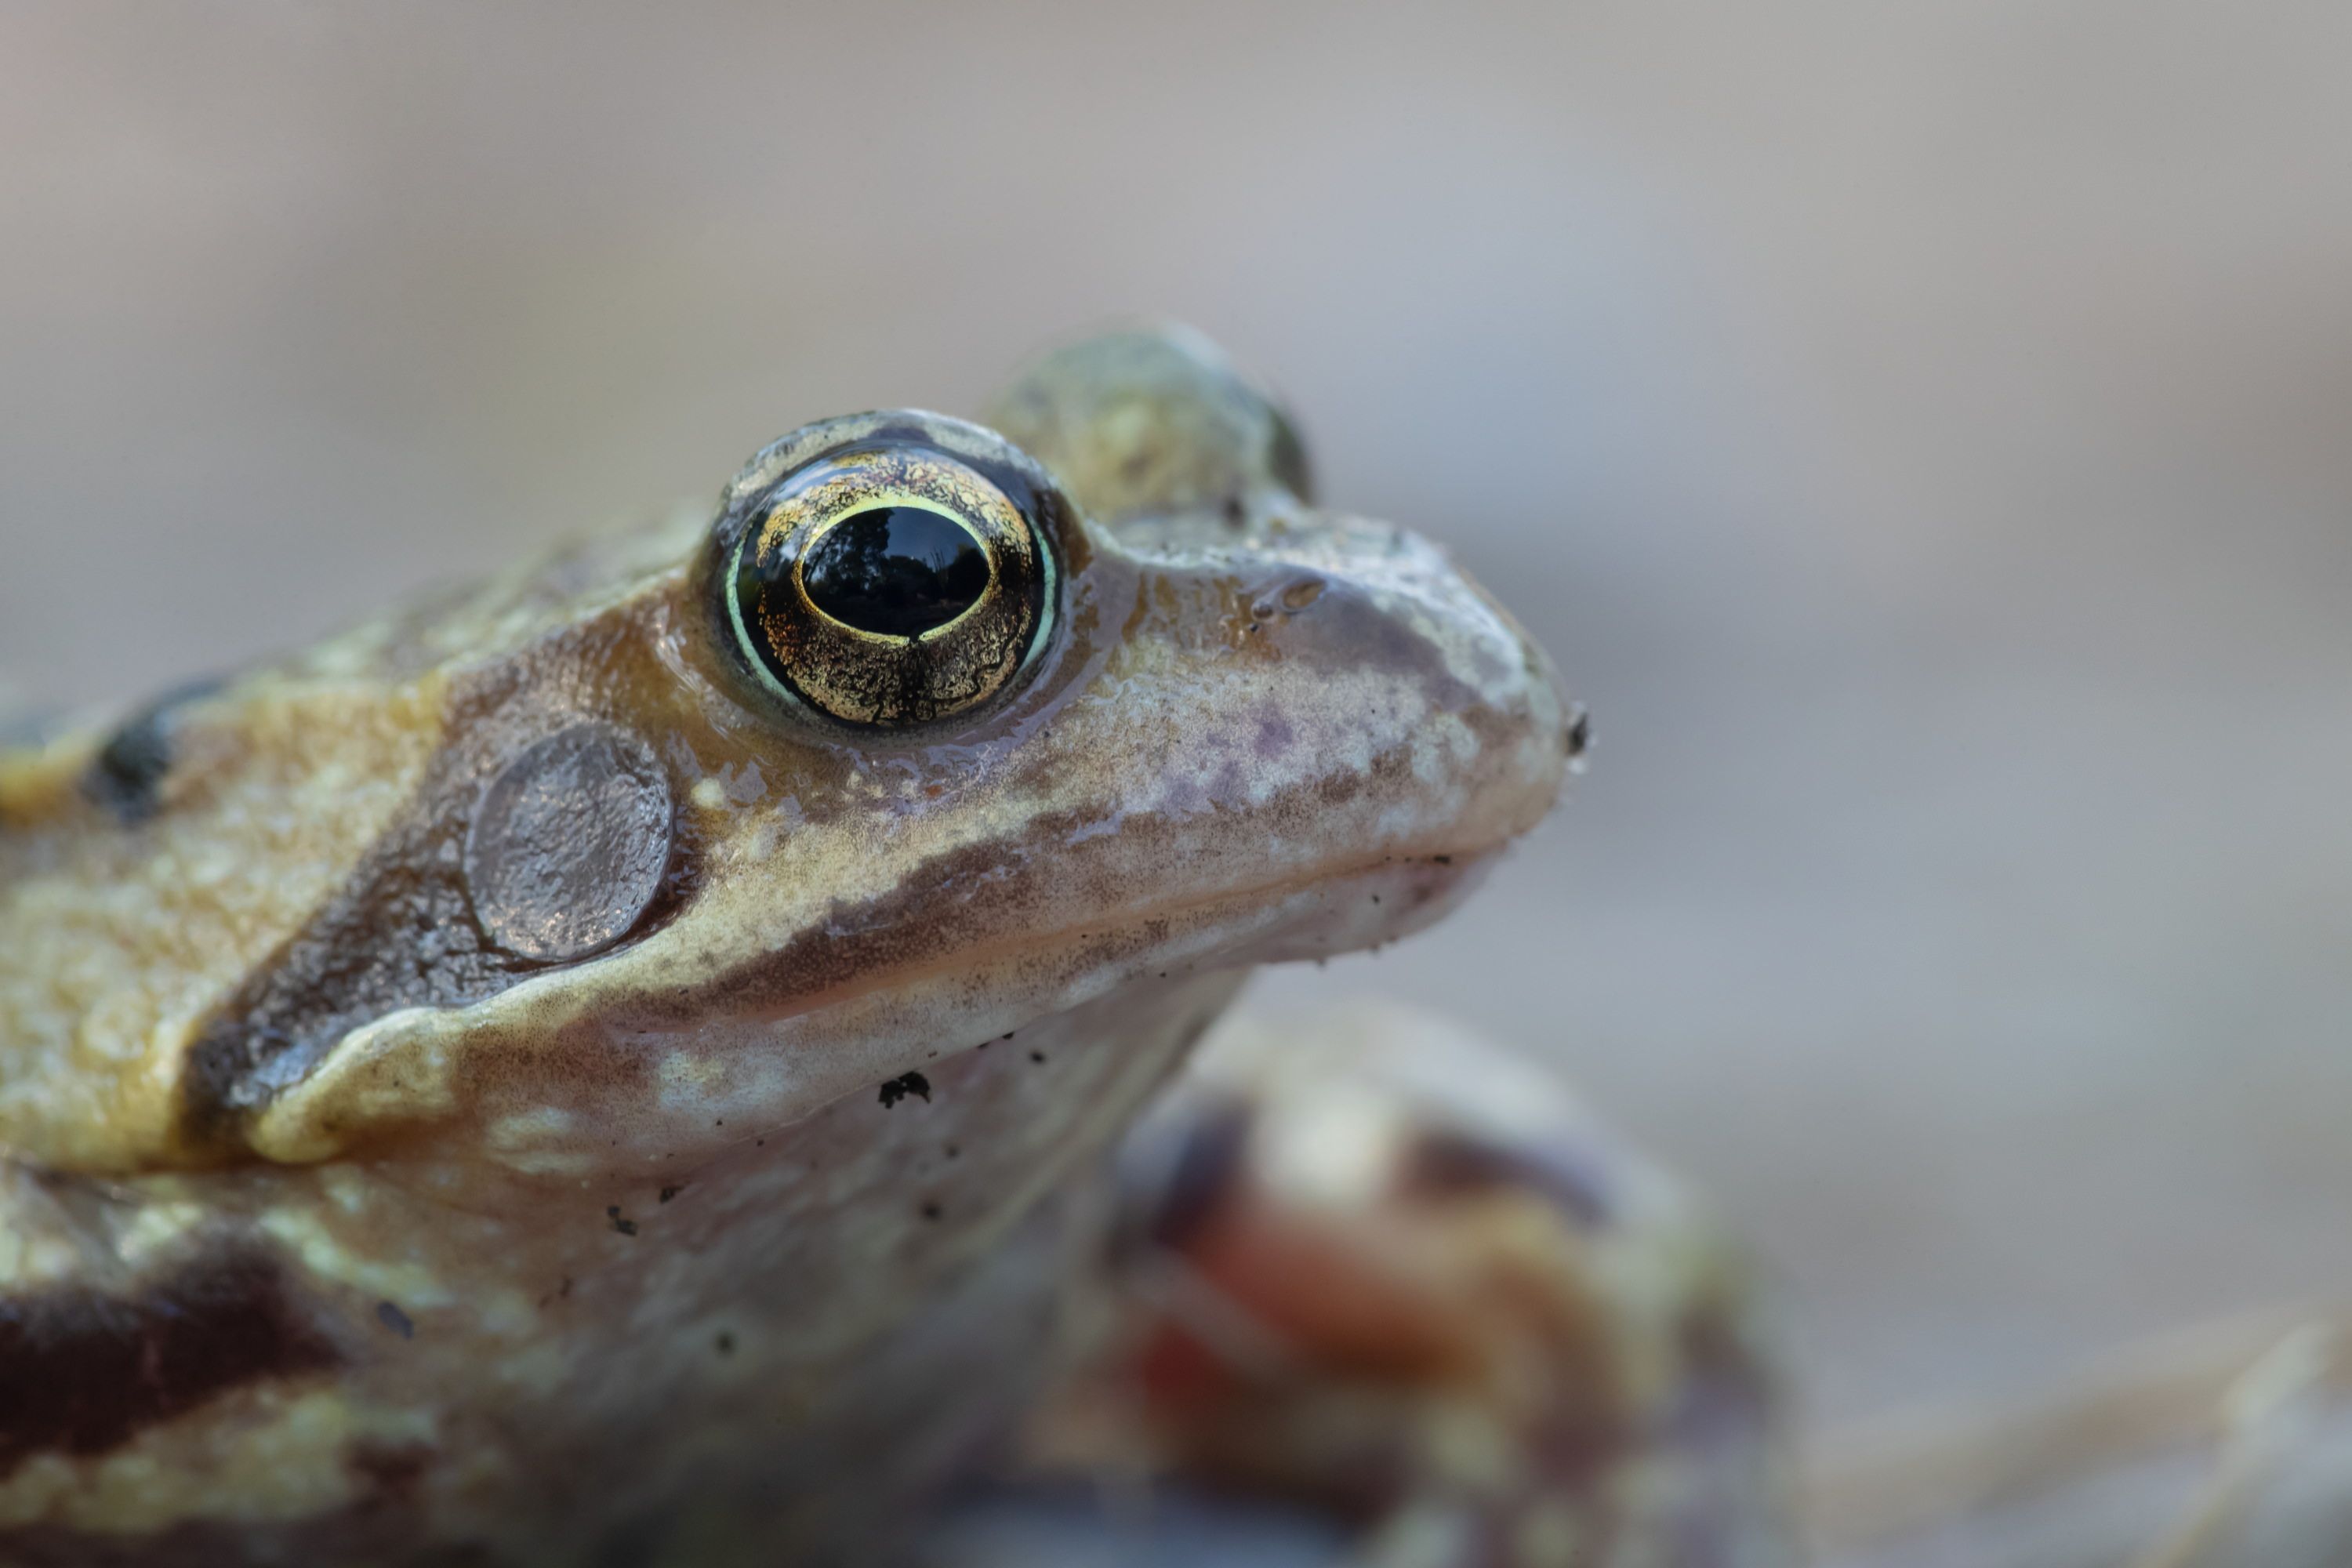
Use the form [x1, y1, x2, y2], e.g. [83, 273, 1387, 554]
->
[0, 1233, 81, 1292]
[255, 1210, 461, 1315]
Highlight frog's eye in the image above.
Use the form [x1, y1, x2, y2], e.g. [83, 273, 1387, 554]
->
[724, 441, 1057, 728]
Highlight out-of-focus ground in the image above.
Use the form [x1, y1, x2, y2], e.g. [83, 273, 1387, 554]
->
[5, 0, 2349, 1459]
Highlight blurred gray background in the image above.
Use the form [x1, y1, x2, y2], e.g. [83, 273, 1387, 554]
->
[4, 2, 2348, 1442]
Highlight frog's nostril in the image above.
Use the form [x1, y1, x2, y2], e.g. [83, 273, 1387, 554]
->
[1246, 576, 1327, 626]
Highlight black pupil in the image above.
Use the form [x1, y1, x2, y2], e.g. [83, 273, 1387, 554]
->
[799, 506, 991, 637]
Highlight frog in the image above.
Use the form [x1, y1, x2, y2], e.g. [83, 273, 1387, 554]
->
[0, 328, 1784, 1566]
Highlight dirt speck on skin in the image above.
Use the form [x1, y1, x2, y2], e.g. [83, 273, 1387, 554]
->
[375, 1301, 415, 1339]
[878, 1071, 931, 1108]
[607, 1206, 637, 1236]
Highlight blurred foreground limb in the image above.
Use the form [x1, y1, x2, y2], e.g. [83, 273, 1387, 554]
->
[1809, 1308, 2352, 1568]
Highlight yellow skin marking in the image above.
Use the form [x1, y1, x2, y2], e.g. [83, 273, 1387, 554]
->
[0, 329, 1780, 1566]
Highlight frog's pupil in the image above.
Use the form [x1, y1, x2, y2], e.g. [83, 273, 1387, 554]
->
[800, 507, 990, 637]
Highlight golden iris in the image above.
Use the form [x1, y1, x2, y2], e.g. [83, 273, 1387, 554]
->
[727, 444, 1055, 728]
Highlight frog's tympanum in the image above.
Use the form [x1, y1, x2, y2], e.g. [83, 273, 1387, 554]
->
[0, 330, 1784, 1566]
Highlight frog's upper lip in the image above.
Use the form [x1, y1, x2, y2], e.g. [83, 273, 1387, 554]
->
[825, 842, 1505, 1000]
[628, 719, 1564, 1045]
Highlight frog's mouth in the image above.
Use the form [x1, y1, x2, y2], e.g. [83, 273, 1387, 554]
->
[246, 835, 1527, 1167]
[720, 837, 1503, 1038]
[475, 832, 1530, 1163]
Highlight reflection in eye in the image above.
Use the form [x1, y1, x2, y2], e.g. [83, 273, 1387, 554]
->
[800, 506, 991, 639]
[725, 441, 1058, 728]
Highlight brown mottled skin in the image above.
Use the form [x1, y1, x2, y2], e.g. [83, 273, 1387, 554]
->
[0, 330, 1776, 1566]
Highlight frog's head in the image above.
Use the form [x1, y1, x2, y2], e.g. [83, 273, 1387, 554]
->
[144, 330, 1572, 1169]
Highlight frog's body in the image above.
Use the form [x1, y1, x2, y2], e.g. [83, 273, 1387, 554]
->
[0, 331, 1777, 1566]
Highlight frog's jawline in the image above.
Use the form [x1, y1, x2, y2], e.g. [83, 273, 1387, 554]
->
[239, 848, 1497, 1174]
[623, 843, 1488, 1037]
[586, 852, 1495, 1145]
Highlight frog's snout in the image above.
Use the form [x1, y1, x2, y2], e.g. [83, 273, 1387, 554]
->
[1133, 518, 1575, 970]
[986, 322, 1575, 895]
[1102, 520, 1576, 939]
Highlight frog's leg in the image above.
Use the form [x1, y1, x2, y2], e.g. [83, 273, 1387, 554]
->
[989, 1004, 1796, 1568]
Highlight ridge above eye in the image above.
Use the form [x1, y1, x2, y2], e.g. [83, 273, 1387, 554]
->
[721, 434, 1058, 729]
